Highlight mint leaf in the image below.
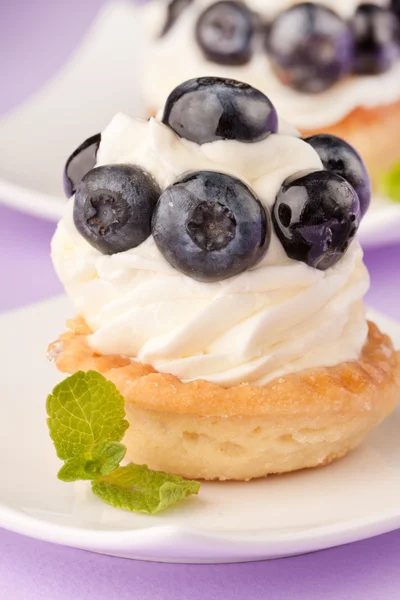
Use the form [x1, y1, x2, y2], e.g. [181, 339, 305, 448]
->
[91, 441, 127, 476]
[57, 458, 95, 482]
[92, 464, 200, 515]
[46, 371, 128, 461]
[57, 442, 127, 482]
[381, 163, 400, 203]
[47, 371, 200, 515]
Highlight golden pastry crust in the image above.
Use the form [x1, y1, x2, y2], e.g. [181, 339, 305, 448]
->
[49, 320, 400, 481]
[301, 99, 400, 191]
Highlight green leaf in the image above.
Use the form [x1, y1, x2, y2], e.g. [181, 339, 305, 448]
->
[46, 371, 129, 461]
[92, 464, 200, 514]
[57, 458, 95, 482]
[47, 371, 201, 515]
[381, 163, 400, 203]
[91, 441, 127, 476]
[57, 442, 127, 482]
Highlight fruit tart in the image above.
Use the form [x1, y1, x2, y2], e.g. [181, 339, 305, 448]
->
[50, 77, 400, 481]
[139, 0, 400, 195]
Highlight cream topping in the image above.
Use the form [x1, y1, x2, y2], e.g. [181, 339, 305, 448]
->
[52, 113, 369, 386]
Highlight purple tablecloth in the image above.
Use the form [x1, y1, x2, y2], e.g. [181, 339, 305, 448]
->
[1, 1, 400, 598]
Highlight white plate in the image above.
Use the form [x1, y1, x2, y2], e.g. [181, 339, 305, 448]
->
[0, 296, 399, 563]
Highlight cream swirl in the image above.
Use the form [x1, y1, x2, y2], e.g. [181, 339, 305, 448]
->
[141, 0, 400, 128]
[52, 113, 369, 386]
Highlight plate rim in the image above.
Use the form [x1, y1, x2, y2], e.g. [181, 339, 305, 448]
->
[1, 500, 399, 562]
[0, 178, 64, 222]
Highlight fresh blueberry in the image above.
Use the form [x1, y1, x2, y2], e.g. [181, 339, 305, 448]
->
[63, 133, 101, 198]
[265, 3, 355, 93]
[152, 171, 270, 282]
[351, 4, 400, 75]
[74, 164, 160, 255]
[196, 1, 255, 65]
[304, 134, 371, 218]
[162, 77, 278, 144]
[160, 0, 193, 37]
[273, 170, 360, 270]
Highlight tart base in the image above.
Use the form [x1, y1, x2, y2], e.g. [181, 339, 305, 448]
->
[302, 99, 400, 192]
[49, 320, 400, 481]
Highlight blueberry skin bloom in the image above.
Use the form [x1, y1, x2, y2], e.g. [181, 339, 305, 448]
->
[74, 164, 160, 255]
[162, 77, 278, 144]
[266, 3, 355, 93]
[273, 170, 360, 270]
[196, 1, 255, 66]
[63, 133, 101, 198]
[152, 171, 270, 282]
[304, 134, 371, 218]
[351, 4, 400, 75]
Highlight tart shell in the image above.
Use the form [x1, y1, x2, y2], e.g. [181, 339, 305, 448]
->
[49, 319, 400, 481]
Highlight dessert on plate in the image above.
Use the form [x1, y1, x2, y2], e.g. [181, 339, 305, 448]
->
[140, 0, 400, 194]
[50, 77, 400, 481]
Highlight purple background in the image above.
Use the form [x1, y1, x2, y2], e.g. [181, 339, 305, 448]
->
[1, 1, 400, 598]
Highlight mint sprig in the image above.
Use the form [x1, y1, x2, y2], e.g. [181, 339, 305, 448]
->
[381, 162, 400, 203]
[46, 371, 129, 481]
[46, 371, 200, 514]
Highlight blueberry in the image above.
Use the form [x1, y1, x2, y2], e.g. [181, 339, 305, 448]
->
[351, 4, 400, 75]
[196, 1, 255, 65]
[265, 3, 355, 93]
[162, 77, 278, 144]
[304, 134, 371, 218]
[152, 171, 270, 282]
[74, 165, 160, 255]
[63, 133, 101, 198]
[160, 0, 193, 37]
[273, 170, 360, 270]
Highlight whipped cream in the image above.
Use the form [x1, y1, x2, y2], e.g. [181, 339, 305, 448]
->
[141, 0, 400, 128]
[52, 113, 370, 386]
